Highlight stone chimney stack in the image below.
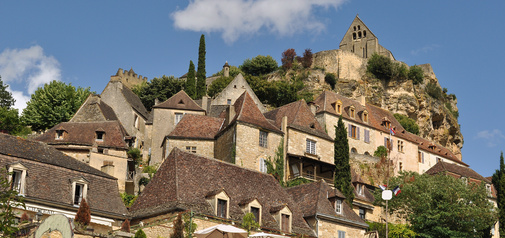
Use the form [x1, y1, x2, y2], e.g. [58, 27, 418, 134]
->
[223, 61, 230, 77]
[201, 96, 209, 114]
[224, 105, 236, 126]
[359, 95, 366, 106]
[154, 98, 160, 106]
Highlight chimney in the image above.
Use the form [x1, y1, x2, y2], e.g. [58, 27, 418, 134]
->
[281, 116, 288, 133]
[359, 95, 366, 106]
[201, 96, 209, 114]
[224, 105, 236, 126]
[154, 98, 160, 106]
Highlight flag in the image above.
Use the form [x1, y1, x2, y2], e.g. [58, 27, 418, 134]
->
[393, 186, 401, 196]
[390, 127, 396, 135]
[379, 184, 387, 191]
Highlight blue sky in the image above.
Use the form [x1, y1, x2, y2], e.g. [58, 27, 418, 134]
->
[1, 1, 504, 177]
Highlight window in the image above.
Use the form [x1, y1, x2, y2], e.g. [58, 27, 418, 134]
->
[8, 163, 27, 196]
[349, 106, 355, 118]
[359, 208, 366, 219]
[227, 99, 232, 105]
[364, 129, 370, 143]
[56, 130, 64, 140]
[460, 177, 468, 185]
[251, 207, 260, 223]
[332, 100, 342, 114]
[96, 131, 105, 142]
[335, 199, 342, 214]
[281, 214, 290, 233]
[259, 158, 268, 173]
[306, 139, 316, 155]
[363, 111, 369, 123]
[10, 170, 22, 193]
[398, 140, 404, 152]
[351, 148, 357, 154]
[399, 162, 403, 171]
[418, 151, 424, 163]
[357, 184, 364, 196]
[186, 146, 197, 153]
[74, 184, 84, 205]
[217, 199, 227, 218]
[384, 137, 393, 150]
[259, 131, 268, 148]
[175, 113, 184, 125]
[134, 114, 139, 129]
[338, 231, 346, 238]
[71, 177, 89, 206]
[348, 124, 359, 139]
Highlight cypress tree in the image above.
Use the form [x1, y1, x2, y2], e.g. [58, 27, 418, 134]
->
[74, 198, 91, 227]
[170, 213, 184, 238]
[185, 60, 196, 99]
[334, 115, 354, 205]
[196, 34, 206, 99]
[492, 151, 505, 235]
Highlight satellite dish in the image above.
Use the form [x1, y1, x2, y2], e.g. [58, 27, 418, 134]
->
[35, 214, 74, 238]
[382, 190, 392, 200]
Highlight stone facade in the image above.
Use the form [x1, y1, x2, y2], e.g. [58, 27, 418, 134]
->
[211, 73, 266, 113]
[214, 125, 236, 164]
[167, 138, 215, 159]
[314, 219, 366, 238]
[110, 68, 148, 90]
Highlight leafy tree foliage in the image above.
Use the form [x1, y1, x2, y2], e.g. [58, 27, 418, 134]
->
[373, 146, 388, 158]
[212, 65, 243, 78]
[425, 82, 443, 100]
[324, 73, 337, 90]
[393, 113, 419, 135]
[492, 152, 505, 236]
[196, 34, 207, 99]
[246, 75, 311, 107]
[74, 198, 91, 227]
[392, 62, 408, 80]
[367, 222, 416, 238]
[133, 75, 185, 111]
[0, 169, 25, 237]
[281, 48, 296, 69]
[21, 80, 92, 131]
[375, 171, 497, 238]
[408, 65, 424, 84]
[185, 60, 196, 99]
[120, 192, 137, 208]
[301, 48, 313, 68]
[367, 53, 393, 81]
[0, 107, 30, 136]
[0, 76, 15, 108]
[266, 139, 284, 186]
[134, 228, 147, 238]
[207, 76, 233, 98]
[285, 177, 312, 187]
[240, 55, 278, 76]
[170, 213, 184, 238]
[183, 212, 197, 238]
[242, 212, 260, 235]
[334, 116, 354, 204]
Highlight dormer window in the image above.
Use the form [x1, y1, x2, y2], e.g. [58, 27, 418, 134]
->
[56, 130, 64, 140]
[357, 184, 364, 196]
[335, 199, 343, 214]
[8, 163, 27, 196]
[349, 106, 355, 119]
[96, 131, 105, 142]
[206, 190, 230, 219]
[271, 206, 292, 234]
[332, 100, 342, 114]
[362, 110, 369, 123]
[241, 199, 263, 224]
[382, 117, 391, 130]
[71, 177, 89, 206]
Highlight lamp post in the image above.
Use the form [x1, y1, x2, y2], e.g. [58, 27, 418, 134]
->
[35, 210, 43, 223]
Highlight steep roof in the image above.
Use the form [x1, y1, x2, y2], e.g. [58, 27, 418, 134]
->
[313, 90, 465, 166]
[168, 114, 225, 140]
[120, 82, 150, 119]
[212, 73, 267, 112]
[227, 92, 282, 134]
[339, 15, 378, 46]
[426, 161, 489, 183]
[0, 133, 127, 217]
[264, 100, 332, 141]
[130, 148, 314, 236]
[153, 90, 205, 112]
[35, 121, 130, 149]
[70, 94, 119, 122]
[286, 180, 368, 229]
[351, 170, 375, 204]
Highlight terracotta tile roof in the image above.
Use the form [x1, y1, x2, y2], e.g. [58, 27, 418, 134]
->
[121, 83, 150, 119]
[313, 91, 466, 166]
[351, 170, 375, 204]
[129, 148, 314, 236]
[0, 133, 127, 217]
[426, 161, 490, 183]
[264, 100, 331, 141]
[168, 114, 225, 140]
[153, 90, 205, 112]
[228, 92, 282, 134]
[35, 121, 129, 150]
[286, 180, 368, 228]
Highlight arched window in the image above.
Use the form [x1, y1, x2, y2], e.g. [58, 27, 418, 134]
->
[351, 148, 357, 154]
[358, 31, 362, 39]
[358, 25, 361, 30]
[363, 30, 367, 37]
[353, 26, 356, 31]
[353, 33, 356, 40]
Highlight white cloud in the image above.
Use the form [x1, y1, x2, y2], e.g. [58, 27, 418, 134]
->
[476, 129, 505, 147]
[0, 45, 61, 111]
[410, 44, 440, 56]
[172, 0, 345, 43]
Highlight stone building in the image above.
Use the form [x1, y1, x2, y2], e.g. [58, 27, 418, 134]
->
[286, 180, 369, 238]
[129, 148, 315, 237]
[351, 170, 380, 223]
[210, 73, 266, 113]
[0, 133, 127, 234]
[339, 15, 394, 60]
[149, 90, 206, 165]
[264, 100, 334, 183]
[110, 68, 148, 90]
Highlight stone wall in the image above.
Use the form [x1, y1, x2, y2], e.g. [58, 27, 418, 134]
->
[110, 68, 147, 90]
[235, 123, 283, 171]
[89, 152, 129, 193]
[214, 126, 235, 163]
[286, 128, 333, 165]
[317, 219, 366, 238]
[168, 138, 215, 159]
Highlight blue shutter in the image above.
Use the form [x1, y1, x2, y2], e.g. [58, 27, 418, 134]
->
[357, 127, 360, 140]
[384, 137, 387, 146]
[348, 124, 351, 137]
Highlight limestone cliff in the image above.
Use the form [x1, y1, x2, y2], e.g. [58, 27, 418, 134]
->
[273, 49, 463, 160]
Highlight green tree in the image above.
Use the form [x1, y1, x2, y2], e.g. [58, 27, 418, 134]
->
[239, 55, 278, 76]
[425, 82, 443, 100]
[21, 80, 92, 131]
[185, 60, 197, 99]
[120, 192, 137, 208]
[134, 228, 147, 238]
[334, 115, 354, 205]
[376, 171, 497, 238]
[266, 139, 284, 186]
[492, 152, 505, 236]
[408, 65, 424, 84]
[183, 212, 197, 238]
[196, 34, 207, 99]
[170, 213, 184, 238]
[0, 106, 30, 136]
[367, 222, 416, 238]
[212, 65, 243, 78]
[393, 113, 419, 135]
[373, 146, 388, 158]
[0, 76, 15, 108]
[133, 75, 185, 111]
[367, 53, 393, 81]
[392, 62, 408, 80]
[0, 169, 25, 237]
[207, 76, 233, 98]
[242, 212, 260, 235]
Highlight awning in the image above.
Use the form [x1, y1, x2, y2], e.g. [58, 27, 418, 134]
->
[194, 224, 248, 238]
[249, 232, 289, 238]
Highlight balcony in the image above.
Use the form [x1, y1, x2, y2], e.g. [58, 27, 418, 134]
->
[287, 154, 334, 185]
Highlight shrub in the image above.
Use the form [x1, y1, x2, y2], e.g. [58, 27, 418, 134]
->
[425, 82, 442, 100]
[242, 212, 260, 235]
[301, 49, 313, 68]
[281, 48, 296, 69]
[121, 193, 138, 208]
[134, 229, 147, 238]
[286, 177, 312, 187]
[170, 213, 184, 238]
[142, 165, 158, 179]
[393, 113, 420, 135]
[393, 62, 408, 80]
[128, 148, 142, 165]
[445, 103, 459, 119]
[240, 55, 278, 76]
[325, 73, 337, 90]
[408, 65, 424, 84]
[367, 53, 393, 81]
[74, 198, 91, 227]
[374, 146, 388, 158]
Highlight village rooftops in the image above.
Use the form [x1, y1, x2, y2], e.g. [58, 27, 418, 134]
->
[153, 90, 206, 112]
[167, 114, 225, 140]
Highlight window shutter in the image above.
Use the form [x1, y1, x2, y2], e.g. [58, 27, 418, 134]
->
[365, 129, 369, 143]
[348, 124, 352, 137]
[422, 152, 424, 163]
[357, 127, 360, 140]
[384, 137, 387, 146]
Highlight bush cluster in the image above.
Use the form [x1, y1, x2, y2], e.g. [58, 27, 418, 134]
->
[393, 113, 420, 135]
[425, 82, 443, 100]
[366, 53, 424, 84]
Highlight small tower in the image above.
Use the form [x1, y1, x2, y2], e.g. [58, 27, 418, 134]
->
[223, 61, 230, 77]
